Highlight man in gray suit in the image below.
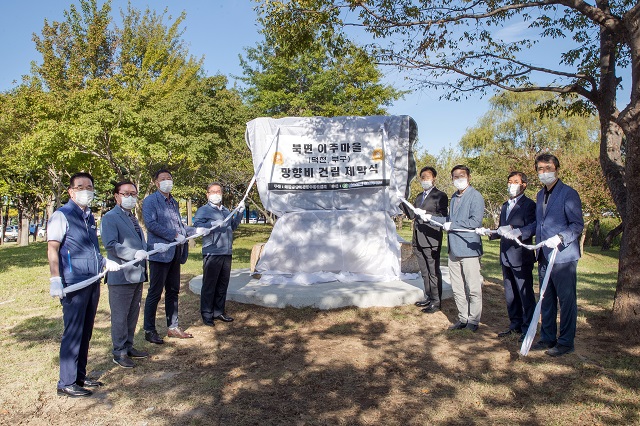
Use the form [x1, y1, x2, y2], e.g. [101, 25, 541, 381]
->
[427, 165, 485, 331]
[101, 181, 154, 368]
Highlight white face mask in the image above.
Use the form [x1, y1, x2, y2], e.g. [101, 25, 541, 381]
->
[420, 180, 433, 191]
[159, 179, 173, 193]
[120, 195, 137, 210]
[453, 178, 469, 191]
[538, 172, 556, 186]
[74, 190, 94, 207]
[508, 184, 521, 198]
[208, 194, 222, 205]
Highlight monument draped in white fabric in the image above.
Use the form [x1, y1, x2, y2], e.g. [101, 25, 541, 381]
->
[245, 116, 417, 284]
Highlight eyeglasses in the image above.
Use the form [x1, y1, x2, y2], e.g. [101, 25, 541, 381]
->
[118, 192, 138, 197]
[71, 186, 94, 191]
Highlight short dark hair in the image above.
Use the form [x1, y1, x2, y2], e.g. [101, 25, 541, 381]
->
[69, 172, 94, 188]
[207, 182, 223, 191]
[535, 153, 560, 170]
[419, 166, 437, 178]
[113, 181, 137, 195]
[451, 165, 471, 177]
[153, 169, 172, 181]
[507, 171, 528, 184]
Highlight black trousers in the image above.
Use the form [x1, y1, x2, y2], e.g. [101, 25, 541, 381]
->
[413, 245, 443, 306]
[58, 281, 100, 388]
[201, 255, 232, 321]
[501, 263, 536, 333]
[109, 282, 143, 356]
[539, 256, 578, 347]
[144, 248, 181, 332]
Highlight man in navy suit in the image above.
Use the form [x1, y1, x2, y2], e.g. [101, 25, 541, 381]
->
[402, 166, 449, 313]
[101, 181, 153, 368]
[505, 154, 584, 356]
[480, 172, 536, 339]
[142, 169, 198, 343]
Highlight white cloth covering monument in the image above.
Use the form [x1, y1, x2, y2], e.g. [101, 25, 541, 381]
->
[245, 116, 417, 285]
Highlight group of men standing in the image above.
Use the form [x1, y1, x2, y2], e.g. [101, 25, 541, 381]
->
[405, 153, 584, 357]
[47, 170, 243, 397]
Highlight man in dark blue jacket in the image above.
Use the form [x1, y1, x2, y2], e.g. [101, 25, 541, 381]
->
[505, 154, 584, 357]
[480, 172, 536, 339]
[193, 183, 244, 326]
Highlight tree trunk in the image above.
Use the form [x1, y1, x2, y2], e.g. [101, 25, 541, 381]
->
[602, 222, 623, 250]
[591, 218, 601, 246]
[18, 210, 30, 246]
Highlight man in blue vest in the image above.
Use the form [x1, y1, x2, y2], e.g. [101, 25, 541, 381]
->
[47, 172, 121, 397]
[193, 183, 244, 325]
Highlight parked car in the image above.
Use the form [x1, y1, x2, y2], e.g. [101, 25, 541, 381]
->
[2, 225, 18, 242]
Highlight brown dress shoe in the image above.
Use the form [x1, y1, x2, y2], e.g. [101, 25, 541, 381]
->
[167, 327, 193, 339]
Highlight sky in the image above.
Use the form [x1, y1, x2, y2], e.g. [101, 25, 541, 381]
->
[0, 0, 577, 157]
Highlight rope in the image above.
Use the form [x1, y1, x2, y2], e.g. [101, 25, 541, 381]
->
[399, 194, 560, 356]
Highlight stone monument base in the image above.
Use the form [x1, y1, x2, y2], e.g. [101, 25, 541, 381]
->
[189, 268, 451, 310]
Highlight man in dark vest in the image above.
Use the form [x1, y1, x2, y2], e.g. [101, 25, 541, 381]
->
[47, 172, 121, 397]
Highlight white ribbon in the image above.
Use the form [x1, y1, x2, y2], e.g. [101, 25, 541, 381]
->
[399, 195, 560, 356]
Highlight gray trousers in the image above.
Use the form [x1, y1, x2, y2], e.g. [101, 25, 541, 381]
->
[448, 255, 483, 325]
[108, 283, 143, 356]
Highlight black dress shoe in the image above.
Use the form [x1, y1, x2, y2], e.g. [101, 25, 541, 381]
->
[57, 384, 92, 397]
[145, 331, 164, 345]
[214, 314, 234, 322]
[448, 320, 467, 330]
[113, 355, 135, 368]
[466, 323, 479, 332]
[415, 300, 431, 307]
[546, 344, 574, 357]
[78, 379, 103, 388]
[497, 328, 520, 338]
[421, 305, 440, 314]
[203, 319, 215, 327]
[530, 340, 556, 351]
[127, 348, 149, 359]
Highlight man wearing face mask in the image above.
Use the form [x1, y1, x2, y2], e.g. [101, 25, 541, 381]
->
[142, 169, 198, 343]
[503, 154, 583, 356]
[478, 172, 536, 340]
[425, 165, 485, 332]
[193, 183, 245, 326]
[47, 172, 121, 397]
[101, 181, 159, 368]
[401, 166, 448, 313]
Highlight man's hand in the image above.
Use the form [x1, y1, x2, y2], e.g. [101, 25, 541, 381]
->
[443, 222, 452, 231]
[414, 208, 427, 217]
[50, 277, 64, 299]
[174, 234, 186, 244]
[475, 227, 492, 236]
[238, 200, 246, 212]
[497, 225, 513, 236]
[196, 227, 211, 236]
[210, 219, 224, 229]
[104, 259, 121, 272]
[545, 234, 562, 248]
[154, 243, 170, 253]
[419, 213, 432, 222]
[134, 250, 148, 261]
[503, 228, 522, 240]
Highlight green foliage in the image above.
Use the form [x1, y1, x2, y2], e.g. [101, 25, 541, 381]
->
[241, 0, 404, 117]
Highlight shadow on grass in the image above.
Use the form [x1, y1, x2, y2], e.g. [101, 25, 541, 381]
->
[0, 241, 49, 273]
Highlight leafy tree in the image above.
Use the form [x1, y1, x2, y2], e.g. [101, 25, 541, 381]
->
[241, 0, 404, 117]
[260, 0, 640, 328]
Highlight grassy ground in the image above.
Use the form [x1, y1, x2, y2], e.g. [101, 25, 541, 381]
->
[0, 223, 637, 425]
